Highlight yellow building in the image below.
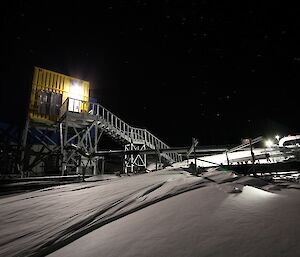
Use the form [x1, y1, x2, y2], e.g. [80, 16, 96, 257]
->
[29, 67, 90, 123]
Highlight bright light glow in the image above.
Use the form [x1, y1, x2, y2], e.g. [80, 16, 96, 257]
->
[68, 81, 84, 112]
[265, 139, 274, 148]
[275, 135, 280, 141]
[69, 81, 84, 100]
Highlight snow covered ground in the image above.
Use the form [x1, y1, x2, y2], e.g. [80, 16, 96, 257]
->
[0, 162, 299, 257]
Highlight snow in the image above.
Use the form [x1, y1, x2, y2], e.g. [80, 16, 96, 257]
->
[0, 164, 300, 257]
[48, 174, 300, 257]
[0, 169, 201, 256]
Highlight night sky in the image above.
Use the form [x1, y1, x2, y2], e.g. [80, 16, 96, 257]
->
[2, 1, 300, 147]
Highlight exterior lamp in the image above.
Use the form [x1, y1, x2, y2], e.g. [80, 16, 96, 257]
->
[265, 139, 274, 148]
[69, 81, 83, 101]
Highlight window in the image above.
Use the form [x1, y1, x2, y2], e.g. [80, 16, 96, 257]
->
[38, 91, 51, 115]
[38, 91, 62, 116]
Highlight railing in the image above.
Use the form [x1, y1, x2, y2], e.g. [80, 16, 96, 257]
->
[60, 97, 181, 162]
[59, 98, 69, 118]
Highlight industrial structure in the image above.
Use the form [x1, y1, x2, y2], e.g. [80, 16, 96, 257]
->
[3, 67, 299, 179]
[20, 67, 182, 177]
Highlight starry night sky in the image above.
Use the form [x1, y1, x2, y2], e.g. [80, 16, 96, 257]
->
[2, 1, 300, 146]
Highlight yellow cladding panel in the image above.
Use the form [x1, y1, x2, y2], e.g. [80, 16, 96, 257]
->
[29, 67, 90, 123]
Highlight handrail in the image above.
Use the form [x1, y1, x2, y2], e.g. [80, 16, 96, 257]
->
[60, 97, 181, 162]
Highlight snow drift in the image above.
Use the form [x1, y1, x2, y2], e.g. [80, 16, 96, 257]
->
[0, 165, 299, 257]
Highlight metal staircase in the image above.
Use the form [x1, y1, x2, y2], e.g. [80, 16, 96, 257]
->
[59, 98, 181, 173]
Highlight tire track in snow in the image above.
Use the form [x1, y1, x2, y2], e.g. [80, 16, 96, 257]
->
[0, 171, 205, 257]
[33, 180, 208, 257]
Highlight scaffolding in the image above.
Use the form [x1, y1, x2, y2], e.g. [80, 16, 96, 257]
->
[20, 67, 181, 177]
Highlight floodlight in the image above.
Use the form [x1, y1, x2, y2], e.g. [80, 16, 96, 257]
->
[69, 81, 83, 100]
[265, 139, 274, 148]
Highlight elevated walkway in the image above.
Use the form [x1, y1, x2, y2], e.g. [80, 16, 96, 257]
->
[59, 98, 181, 173]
